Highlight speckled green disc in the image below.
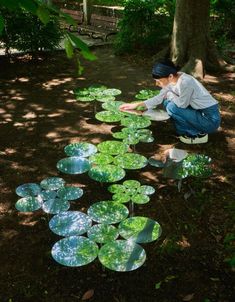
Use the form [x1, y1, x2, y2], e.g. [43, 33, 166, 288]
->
[57, 157, 91, 174]
[49, 211, 92, 236]
[88, 164, 126, 183]
[87, 224, 119, 244]
[118, 216, 162, 243]
[57, 186, 83, 200]
[98, 240, 146, 272]
[42, 198, 70, 214]
[114, 153, 148, 170]
[51, 236, 99, 267]
[40, 177, 65, 191]
[15, 196, 42, 212]
[64, 142, 97, 157]
[97, 140, 129, 155]
[15, 183, 41, 197]
[87, 201, 129, 224]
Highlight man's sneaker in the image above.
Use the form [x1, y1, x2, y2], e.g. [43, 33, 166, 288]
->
[179, 133, 208, 144]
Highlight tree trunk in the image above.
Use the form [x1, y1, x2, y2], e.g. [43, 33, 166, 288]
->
[170, 0, 234, 79]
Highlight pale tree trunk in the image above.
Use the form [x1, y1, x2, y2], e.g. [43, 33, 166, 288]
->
[170, 0, 234, 79]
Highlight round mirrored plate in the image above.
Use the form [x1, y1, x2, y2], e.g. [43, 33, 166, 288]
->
[97, 140, 129, 155]
[137, 185, 155, 195]
[103, 88, 122, 96]
[88, 164, 126, 183]
[108, 184, 126, 194]
[143, 109, 170, 121]
[51, 236, 98, 267]
[39, 190, 57, 200]
[131, 194, 150, 204]
[95, 111, 123, 123]
[89, 153, 114, 165]
[98, 240, 146, 272]
[121, 115, 151, 129]
[42, 198, 70, 214]
[15, 183, 41, 197]
[123, 180, 141, 189]
[87, 224, 119, 244]
[148, 158, 165, 168]
[40, 177, 65, 191]
[114, 153, 148, 170]
[15, 196, 42, 212]
[112, 193, 131, 204]
[57, 186, 83, 200]
[102, 100, 125, 112]
[57, 157, 91, 175]
[64, 142, 97, 157]
[96, 95, 116, 102]
[49, 211, 92, 236]
[118, 216, 162, 243]
[87, 201, 129, 224]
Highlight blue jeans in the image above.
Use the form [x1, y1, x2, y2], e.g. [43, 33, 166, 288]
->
[163, 100, 221, 136]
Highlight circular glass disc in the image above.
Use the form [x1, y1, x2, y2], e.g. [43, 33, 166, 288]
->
[51, 236, 98, 267]
[96, 95, 116, 102]
[108, 184, 126, 194]
[98, 240, 146, 272]
[137, 185, 155, 195]
[118, 216, 162, 243]
[89, 153, 114, 165]
[57, 186, 83, 200]
[87, 224, 119, 244]
[88, 164, 125, 183]
[131, 194, 150, 204]
[142, 109, 170, 121]
[15, 196, 42, 212]
[15, 183, 41, 197]
[40, 177, 65, 191]
[87, 201, 129, 224]
[64, 142, 97, 157]
[121, 115, 151, 129]
[102, 100, 125, 112]
[49, 211, 92, 236]
[103, 88, 122, 96]
[57, 157, 91, 174]
[123, 180, 141, 189]
[95, 111, 123, 123]
[114, 153, 148, 170]
[97, 141, 128, 155]
[42, 198, 70, 214]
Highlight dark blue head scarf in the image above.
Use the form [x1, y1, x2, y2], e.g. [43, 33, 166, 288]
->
[152, 61, 177, 79]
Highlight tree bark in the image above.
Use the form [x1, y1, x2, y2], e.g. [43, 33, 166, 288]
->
[170, 0, 234, 79]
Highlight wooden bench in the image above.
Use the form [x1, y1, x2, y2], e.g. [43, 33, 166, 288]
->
[61, 9, 83, 32]
[78, 14, 119, 41]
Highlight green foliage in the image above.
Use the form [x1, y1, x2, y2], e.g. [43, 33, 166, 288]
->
[0, 8, 62, 53]
[210, 0, 235, 51]
[114, 0, 173, 54]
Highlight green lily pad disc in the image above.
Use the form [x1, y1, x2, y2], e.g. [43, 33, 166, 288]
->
[87, 224, 119, 244]
[103, 88, 122, 96]
[49, 211, 92, 236]
[89, 153, 114, 165]
[102, 100, 125, 112]
[51, 236, 98, 267]
[87, 201, 129, 224]
[114, 153, 148, 170]
[15, 196, 42, 212]
[73, 88, 89, 96]
[96, 95, 116, 102]
[112, 132, 126, 140]
[88, 85, 107, 93]
[98, 240, 146, 272]
[135, 89, 159, 100]
[39, 190, 57, 200]
[123, 137, 139, 145]
[16, 183, 41, 197]
[138, 185, 155, 195]
[131, 194, 150, 204]
[88, 164, 126, 183]
[97, 140, 129, 155]
[57, 157, 91, 174]
[76, 95, 96, 102]
[64, 142, 97, 157]
[121, 115, 151, 129]
[108, 184, 126, 194]
[112, 193, 131, 203]
[40, 177, 65, 191]
[42, 198, 70, 214]
[118, 216, 162, 243]
[95, 111, 123, 123]
[123, 180, 141, 189]
[57, 186, 83, 200]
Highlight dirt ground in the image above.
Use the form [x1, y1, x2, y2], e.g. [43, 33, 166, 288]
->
[0, 46, 235, 302]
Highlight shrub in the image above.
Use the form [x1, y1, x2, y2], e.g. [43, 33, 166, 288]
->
[0, 8, 63, 55]
[114, 0, 174, 54]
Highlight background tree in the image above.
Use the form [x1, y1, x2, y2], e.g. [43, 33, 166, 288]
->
[170, 0, 234, 78]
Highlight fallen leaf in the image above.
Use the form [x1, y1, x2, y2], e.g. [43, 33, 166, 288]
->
[182, 293, 194, 301]
[82, 289, 94, 300]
